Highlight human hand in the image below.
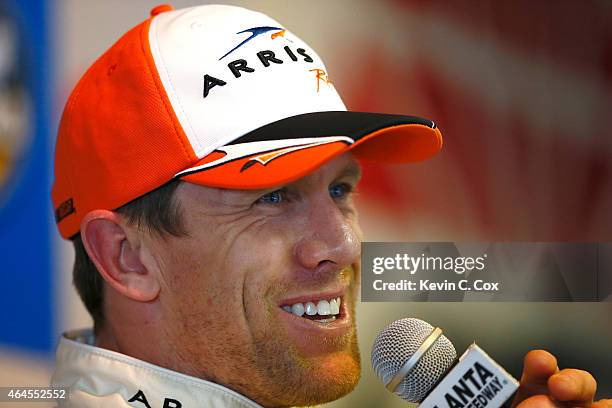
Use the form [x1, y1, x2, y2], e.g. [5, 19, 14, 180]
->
[512, 350, 611, 407]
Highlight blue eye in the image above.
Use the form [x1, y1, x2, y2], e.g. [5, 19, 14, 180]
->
[257, 189, 285, 204]
[329, 183, 352, 199]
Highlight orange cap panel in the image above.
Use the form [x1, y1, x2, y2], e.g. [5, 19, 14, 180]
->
[52, 18, 196, 239]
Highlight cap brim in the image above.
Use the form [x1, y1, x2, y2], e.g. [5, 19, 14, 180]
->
[179, 111, 443, 189]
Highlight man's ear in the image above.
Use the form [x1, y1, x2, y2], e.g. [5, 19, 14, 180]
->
[80, 210, 160, 302]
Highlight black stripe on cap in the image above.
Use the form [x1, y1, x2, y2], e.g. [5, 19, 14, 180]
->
[226, 111, 435, 146]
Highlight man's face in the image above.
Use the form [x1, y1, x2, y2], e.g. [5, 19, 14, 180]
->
[147, 153, 363, 407]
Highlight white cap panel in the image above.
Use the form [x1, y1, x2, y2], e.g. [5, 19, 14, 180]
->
[148, 5, 346, 158]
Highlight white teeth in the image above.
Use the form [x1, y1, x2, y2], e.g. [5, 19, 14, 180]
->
[329, 298, 339, 315]
[291, 303, 305, 317]
[305, 302, 317, 315]
[315, 316, 337, 324]
[317, 300, 331, 315]
[282, 297, 342, 319]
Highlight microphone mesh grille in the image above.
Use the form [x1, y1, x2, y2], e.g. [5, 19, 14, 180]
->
[371, 318, 457, 402]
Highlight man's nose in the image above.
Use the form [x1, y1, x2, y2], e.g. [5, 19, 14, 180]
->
[293, 200, 360, 275]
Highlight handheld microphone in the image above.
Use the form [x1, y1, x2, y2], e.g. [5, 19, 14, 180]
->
[371, 318, 519, 407]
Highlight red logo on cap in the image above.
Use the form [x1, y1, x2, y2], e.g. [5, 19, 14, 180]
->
[309, 68, 332, 92]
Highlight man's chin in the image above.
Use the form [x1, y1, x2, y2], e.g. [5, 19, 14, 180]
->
[294, 351, 362, 406]
[251, 336, 361, 407]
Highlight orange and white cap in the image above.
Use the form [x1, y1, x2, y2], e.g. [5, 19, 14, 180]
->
[52, 3, 443, 239]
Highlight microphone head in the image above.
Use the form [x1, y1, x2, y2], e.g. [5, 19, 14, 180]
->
[371, 318, 457, 402]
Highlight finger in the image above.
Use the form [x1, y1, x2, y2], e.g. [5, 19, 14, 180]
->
[548, 368, 597, 406]
[512, 350, 559, 406]
[521, 350, 560, 385]
[515, 395, 562, 408]
[592, 399, 612, 408]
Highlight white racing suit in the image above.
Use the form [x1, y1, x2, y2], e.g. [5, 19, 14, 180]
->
[51, 329, 263, 408]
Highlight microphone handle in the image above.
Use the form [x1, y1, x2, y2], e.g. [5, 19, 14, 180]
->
[419, 344, 519, 408]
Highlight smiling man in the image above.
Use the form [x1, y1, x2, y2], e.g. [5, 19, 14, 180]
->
[50, 4, 609, 408]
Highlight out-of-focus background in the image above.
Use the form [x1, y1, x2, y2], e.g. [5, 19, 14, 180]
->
[0, 0, 610, 405]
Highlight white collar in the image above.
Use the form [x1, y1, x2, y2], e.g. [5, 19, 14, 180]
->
[51, 329, 264, 408]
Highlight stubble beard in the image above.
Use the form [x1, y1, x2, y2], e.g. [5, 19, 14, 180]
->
[244, 304, 362, 407]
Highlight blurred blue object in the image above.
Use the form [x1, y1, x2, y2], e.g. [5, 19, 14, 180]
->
[0, 0, 54, 355]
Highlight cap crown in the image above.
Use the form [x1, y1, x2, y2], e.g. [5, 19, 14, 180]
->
[52, 5, 345, 238]
[150, 5, 346, 158]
